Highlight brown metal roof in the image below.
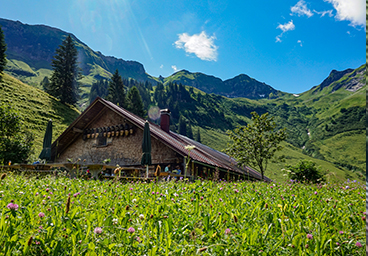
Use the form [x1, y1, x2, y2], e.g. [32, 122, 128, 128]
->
[51, 97, 270, 181]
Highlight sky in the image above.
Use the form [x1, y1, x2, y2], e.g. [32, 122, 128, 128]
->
[0, 0, 365, 93]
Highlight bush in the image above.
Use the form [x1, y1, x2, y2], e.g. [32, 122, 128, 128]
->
[0, 102, 34, 164]
[283, 160, 324, 183]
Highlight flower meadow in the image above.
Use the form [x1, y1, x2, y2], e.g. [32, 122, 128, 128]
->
[0, 174, 365, 255]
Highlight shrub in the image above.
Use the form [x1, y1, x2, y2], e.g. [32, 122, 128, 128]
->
[283, 160, 324, 183]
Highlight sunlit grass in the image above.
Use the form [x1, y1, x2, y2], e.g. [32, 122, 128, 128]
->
[0, 174, 364, 255]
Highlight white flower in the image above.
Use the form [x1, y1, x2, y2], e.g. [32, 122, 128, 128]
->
[112, 218, 118, 225]
[132, 199, 137, 203]
[139, 214, 144, 220]
[184, 145, 196, 151]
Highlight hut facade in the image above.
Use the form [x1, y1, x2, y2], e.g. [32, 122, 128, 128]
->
[51, 97, 270, 181]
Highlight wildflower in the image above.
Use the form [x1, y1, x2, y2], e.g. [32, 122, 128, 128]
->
[27, 236, 33, 246]
[139, 214, 144, 220]
[307, 234, 313, 240]
[127, 227, 135, 233]
[132, 199, 137, 203]
[7, 203, 19, 211]
[314, 191, 317, 195]
[65, 196, 71, 214]
[136, 236, 142, 242]
[233, 215, 238, 223]
[38, 212, 45, 218]
[339, 231, 344, 234]
[345, 186, 349, 189]
[225, 228, 231, 235]
[336, 242, 340, 246]
[94, 227, 102, 234]
[355, 242, 362, 247]
[46, 188, 49, 192]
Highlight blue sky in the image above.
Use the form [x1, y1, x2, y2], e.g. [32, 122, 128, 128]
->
[0, 0, 365, 93]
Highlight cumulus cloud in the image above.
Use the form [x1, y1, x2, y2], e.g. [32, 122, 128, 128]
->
[276, 20, 295, 43]
[324, 0, 365, 26]
[160, 64, 164, 69]
[291, 0, 313, 17]
[174, 31, 218, 61]
[297, 40, 303, 46]
[171, 65, 178, 72]
[277, 20, 295, 33]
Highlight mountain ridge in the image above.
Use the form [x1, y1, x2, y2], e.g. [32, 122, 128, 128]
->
[0, 18, 291, 99]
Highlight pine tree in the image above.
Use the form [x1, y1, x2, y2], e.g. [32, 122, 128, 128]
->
[0, 26, 7, 78]
[107, 70, 126, 107]
[178, 115, 187, 136]
[49, 35, 81, 105]
[126, 86, 145, 118]
[187, 121, 193, 139]
[89, 78, 108, 103]
[40, 76, 50, 92]
[153, 82, 166, 108]
[195, 127, 201, 143]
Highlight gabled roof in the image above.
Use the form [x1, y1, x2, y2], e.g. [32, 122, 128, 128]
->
[51, 97, 270, 181]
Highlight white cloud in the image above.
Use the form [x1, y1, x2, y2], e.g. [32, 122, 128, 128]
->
[324, 0, 365, 26]
[291, 0, 313, 17]
[297, 40, 303, 46]
[277, 20, 295, 33]
[174, 31, 218, 61]
[276, 20, 295, 43]
[160, 64, 164, 69]
[314, 10, 333, 17]
[171, 65, 178, 72]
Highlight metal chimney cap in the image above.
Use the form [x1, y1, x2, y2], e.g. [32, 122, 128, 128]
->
[160, 109, 171, 114]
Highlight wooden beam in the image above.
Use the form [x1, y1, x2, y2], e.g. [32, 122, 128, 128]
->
[72, 127, 83, 133]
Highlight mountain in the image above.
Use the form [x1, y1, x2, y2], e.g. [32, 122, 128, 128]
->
[309, 65, 364, 93]
[1, 18, 283, 100]
[0, 18, 156, 87]
[163, 70, 286, 99]
[0, 18, 365, 182]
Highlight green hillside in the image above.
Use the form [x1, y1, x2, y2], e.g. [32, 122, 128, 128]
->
[0, 73, 80, 161]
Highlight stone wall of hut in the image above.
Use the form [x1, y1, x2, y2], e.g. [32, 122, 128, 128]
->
[55, 109, 182, 166]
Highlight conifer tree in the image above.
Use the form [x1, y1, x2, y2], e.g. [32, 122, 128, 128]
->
[40, 76, 50, 92]
[126, 86, 145, 118]
[49, 35, 81, 105]
[107, 70, 126, 107]
[89, 78, 108, 103]
[0, 26, 7, 78]
[178, 115, 187, 136]
[153, 82, 166, 108]
[195, 127, 201, 143]
[187, 121, 193, 139]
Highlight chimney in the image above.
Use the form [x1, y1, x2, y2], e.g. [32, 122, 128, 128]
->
[160, 109, 171, 133]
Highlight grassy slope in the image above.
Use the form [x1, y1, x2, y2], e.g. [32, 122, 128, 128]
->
[0, 73, 80, 161]
[197, 126, 362, 182]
